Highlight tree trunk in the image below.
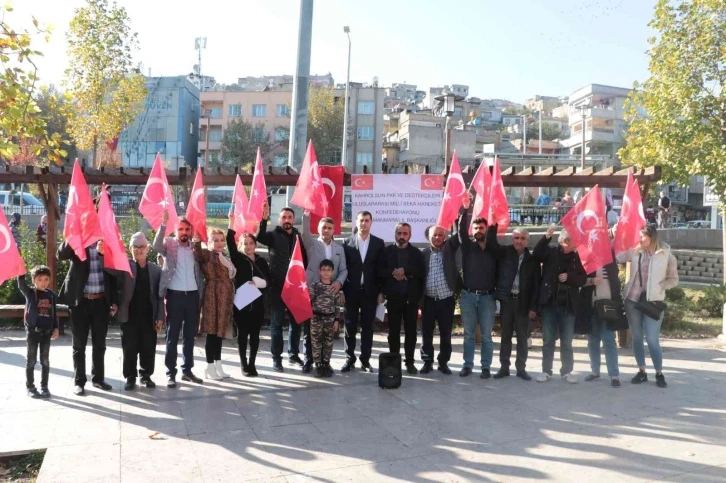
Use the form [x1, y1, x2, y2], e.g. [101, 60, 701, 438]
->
[92, 135, 98, 168]
[722, 206, 726, 284]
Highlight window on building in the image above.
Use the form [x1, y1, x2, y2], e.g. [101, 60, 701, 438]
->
[356, 152, 373, 172]
[275, 127, 289, 142]
[358, 101, 375, 115]
[189, 123, 194, 135]
[208, 129, 223, 142]
[253, 127, 266, 142]
[276, 104, 290, 117]
[252, 104, 267, 117]
[228, 104, 242, 117]
[357, 126, 374, 140]
[273, 153, 288, 167]
[454, 108, 463, 117]
[208, 107, 222, 119]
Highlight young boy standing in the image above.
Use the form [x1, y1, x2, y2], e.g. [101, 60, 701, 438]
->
[18, 266, 59, 398]
[309, 260, 342, 377]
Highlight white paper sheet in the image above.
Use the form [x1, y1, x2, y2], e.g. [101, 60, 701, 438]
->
[375, 302, 387, 322]
[234, 283, 262, 310]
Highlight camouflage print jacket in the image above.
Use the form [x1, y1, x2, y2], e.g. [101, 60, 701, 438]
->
[309, 282, 342, 319]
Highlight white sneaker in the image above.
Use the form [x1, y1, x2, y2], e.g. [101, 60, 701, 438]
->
[527, 338, 533, 349]
[205, 363, 222, 381]
[215, 360, 230, 379]
[536, 373, 552, 383]
[562, 373, 578, 384]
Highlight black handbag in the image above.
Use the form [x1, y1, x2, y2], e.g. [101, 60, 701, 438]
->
[633, 254, 666, 320]
[594, 299, 623, 324]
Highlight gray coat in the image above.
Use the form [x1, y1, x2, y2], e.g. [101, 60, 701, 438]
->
[153, 224, 204, 300]
[301, 214, 348, 286]
[110, 261, 165, 324]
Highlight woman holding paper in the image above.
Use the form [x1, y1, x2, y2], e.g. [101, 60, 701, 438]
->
[193, 227, 237, 381]
[228, 210, 270, 377]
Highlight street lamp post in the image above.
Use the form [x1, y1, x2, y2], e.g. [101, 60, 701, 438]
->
[538, 109, 543, 154]
[577, 103, 591, 170]
[342, 26, 352, 170]
[522, 115, 527, 154]
[434, 90, 464, 169]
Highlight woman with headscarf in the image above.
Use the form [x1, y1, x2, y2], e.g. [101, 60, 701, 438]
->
[193, 227, 236, 381]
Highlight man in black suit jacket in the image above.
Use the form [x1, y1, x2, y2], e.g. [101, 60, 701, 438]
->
[58, 241, 118, 396]
[341, 211, 385, 373]
[378, 222, 425, 374]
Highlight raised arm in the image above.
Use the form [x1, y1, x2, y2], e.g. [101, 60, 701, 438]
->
[192, 241, 211, 264]
[457, 212, 471, 248]
[153, 224, 168, 256]
[485, 224, 506, 260]
[300, 211, 314, 252]
[57, 241, 76, 261]
[17, 275, 32, 298]
[532, 225, 556, 262]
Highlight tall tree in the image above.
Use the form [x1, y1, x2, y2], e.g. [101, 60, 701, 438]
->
[525, 122, 563, 142]
[0, 6, 66, 164]
[64, 0, 147, 167]
[219, 119, 273, 170]
[619, 0, 726, 281]
[307, 86, 345, 165]
[35, 85, 77, 162]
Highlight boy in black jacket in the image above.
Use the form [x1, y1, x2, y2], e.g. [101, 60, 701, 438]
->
[18, 266, 59, 398]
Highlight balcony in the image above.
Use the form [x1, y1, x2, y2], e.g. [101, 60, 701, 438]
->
[200, 117, 224, 127]
[559, 127, 621, 148]
[198, 141, 221, 151]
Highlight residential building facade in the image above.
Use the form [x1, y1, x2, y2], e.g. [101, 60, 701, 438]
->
[336, 84, 385, 173]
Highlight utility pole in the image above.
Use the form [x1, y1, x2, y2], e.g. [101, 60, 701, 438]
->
[579, 104, 588, 170]
[522, 115, 527, 154]
[342, 26, 352, 170]
[288, 0, 314, 174]
[538, 109, 543, 154]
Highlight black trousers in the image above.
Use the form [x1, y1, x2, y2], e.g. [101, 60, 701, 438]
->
[499, 296, 530, 372]
[205, 335, 224, 363]
[120, 317, 157, 379]
[235, 307, 263, 365]
[70, 297, 109, 386]
[26, 330, 52, 388]
[420, 296, 455, 364]
[386, 295, 419, 365]
[165, 290, 200, 377]
[344, 290, 377, 364]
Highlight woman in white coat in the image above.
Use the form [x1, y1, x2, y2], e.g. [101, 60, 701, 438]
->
[617, 225, 679, 388]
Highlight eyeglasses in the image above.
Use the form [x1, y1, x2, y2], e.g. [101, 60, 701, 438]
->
[132, 245, 148, 250]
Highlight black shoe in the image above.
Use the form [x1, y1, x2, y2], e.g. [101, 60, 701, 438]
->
[406, 363, 418, 375]
[314, 365, 324, 378]
[360, 361, 373, 373]
[288, 354, 304, 366]
[140, 377, 156, 389]
[167, 377, 177, 388]
[181, 372, 203, 384]
[438, 362, 452, 375]
[459, 367, 472, 377]
[272, 360, 284, 373]
[656, 373, 667, 388]
[584, 374, 600, 382]
[516, 370, 532, 381]
[40, 387, 51, 398]
[480, 369, 491, 379]
[241, 358, 249, 374]
[73, 385, 85, 396]
[27, 387, 40, 398]
[323, 364, 334, 377]
[302, 361, 313, 374]
[92, 381, 113, 391]
[420, 362, 433, 374]
[124, 378, 136, 391]
[493, 369, 510, 379]
[631, 370, 648, 384]
[341, 360, 354, 373]
[611, 377, 621, 388]
[245, 365, 258, 377]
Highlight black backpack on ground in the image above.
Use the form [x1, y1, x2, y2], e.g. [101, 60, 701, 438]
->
[378, 353, 402, 389]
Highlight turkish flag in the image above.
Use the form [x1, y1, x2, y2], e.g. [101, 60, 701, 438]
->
[139, 153, 178, 236]
[310, 166, 344, 235]
[247, 147, 267, 232]
[614, 171, 646, 256]
[280, 238, 312, 324]
[0, 208, 26, 284]
[232, 174, 250, 243]
[290, 141, 328, 216]
[561, 184, 613, 273]
[470, 159, 492, 234]
[185, 169, 208, 243]
[437, 151, 469, 230]
[351, 175, 373, 190]
[63, 160, 102, 261]
[488, 157, 510, 235]
[98, 184, 132, 275]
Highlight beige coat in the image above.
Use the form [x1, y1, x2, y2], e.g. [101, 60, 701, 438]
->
[617, 242, 679, 302]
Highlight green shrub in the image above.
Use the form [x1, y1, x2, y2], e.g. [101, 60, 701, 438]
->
[666, 286, 686, 302]
[698, 284, 726, 318]
[662, 299, 690, 331]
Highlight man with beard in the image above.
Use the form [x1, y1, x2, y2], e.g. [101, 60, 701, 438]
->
[419, 225, 461, 375]
[154, 212, 205, 387]
[257, 206, 308, 373]
[378, 222, 425, 374]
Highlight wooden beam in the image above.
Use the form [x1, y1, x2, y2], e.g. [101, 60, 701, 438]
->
[595, 166, 616, 176]
[536, 167, 556, 176]
[555, 167, 574, 176]
[578, 167, 595, 175]
[45, 183, 59, 292]
[501, 166, 515, 176]
[516, 167, 536, 176]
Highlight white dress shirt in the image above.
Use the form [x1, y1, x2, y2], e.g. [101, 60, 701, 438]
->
[168, 243, 198, 291]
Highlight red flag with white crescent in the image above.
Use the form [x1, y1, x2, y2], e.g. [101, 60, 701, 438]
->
[98, 184, 132, 275]
[469, 159, 492, 234]
[488, 157, 510, 235]
[139, 153, 178, 236]
[560, 184, 613, 273]
[0, 209, 26, 284]
[614, 171, 646, 256]
[310, 166, 344, 235]
[280, 238, 312, 324]
[63, 160, 102, 261]
[290, 141, 328, 216]
[232, 174, 250, 243]
[246, 147, 267, 233]
[185, 169, 208, 243]
[437, 151, 468, 230]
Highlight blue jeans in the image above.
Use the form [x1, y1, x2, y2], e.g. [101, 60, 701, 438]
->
[541, 305, 575, 376]
[165, 290, 199, 378]
[587, 313, 619, 377]
[624, 299, 664, 371]
[269, 304, 303, 363]
[459, 291, 495, 370]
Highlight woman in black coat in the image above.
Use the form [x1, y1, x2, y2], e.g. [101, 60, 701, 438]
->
[227, 214, 270, 377]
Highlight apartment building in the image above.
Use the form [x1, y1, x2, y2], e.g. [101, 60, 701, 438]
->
[525, 95, 562, 116]
[236, 73, 334, 91]
[335, 83, 385, 173]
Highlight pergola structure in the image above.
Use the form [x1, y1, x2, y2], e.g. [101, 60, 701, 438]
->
[0, 163, 661, 291]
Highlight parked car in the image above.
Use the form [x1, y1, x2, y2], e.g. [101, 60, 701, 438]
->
[687, 220, 710, 229]
[0, 191, 46, 215]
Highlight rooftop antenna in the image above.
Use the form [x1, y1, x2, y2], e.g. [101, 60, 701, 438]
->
[194, 37, 207, 91]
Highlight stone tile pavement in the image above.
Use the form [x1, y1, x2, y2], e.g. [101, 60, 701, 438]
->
[1, 329, 725, 482]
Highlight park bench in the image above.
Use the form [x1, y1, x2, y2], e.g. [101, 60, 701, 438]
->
[0, 304, 71, 335]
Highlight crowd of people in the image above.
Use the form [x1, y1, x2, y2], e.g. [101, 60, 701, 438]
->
[18, 201, 679, 398]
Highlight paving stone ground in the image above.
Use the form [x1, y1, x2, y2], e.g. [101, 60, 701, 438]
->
[1, 328, 725, 482]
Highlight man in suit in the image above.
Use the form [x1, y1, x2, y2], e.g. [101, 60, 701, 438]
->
[342, 211, 385, 373]
[103, 233, 165, 391]
[58, 241, 118, 396]
[420, 225, 461, 375]
[154, 211, 205, 388]
[379, 222, 425, 374]
[300, 211, 348, 373]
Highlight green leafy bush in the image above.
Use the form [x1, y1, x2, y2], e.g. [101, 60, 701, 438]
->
[662, 299, 690, 331]
[665, 286, 687, 302]
[697, 284, 726, 318]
